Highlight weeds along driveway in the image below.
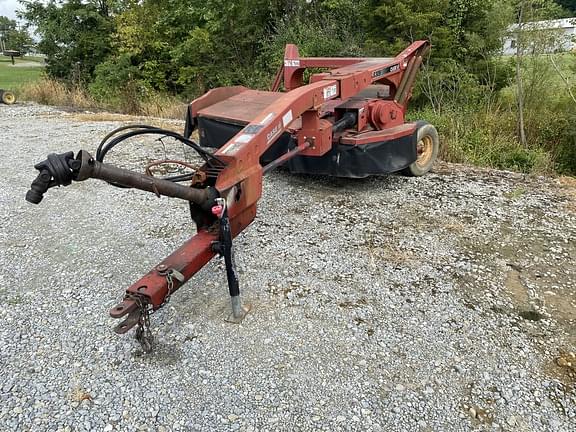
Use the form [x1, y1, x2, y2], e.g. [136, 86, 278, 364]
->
[0, 103, 575, 432]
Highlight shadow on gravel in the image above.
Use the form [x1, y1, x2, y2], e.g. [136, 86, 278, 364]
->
[132, 342, 182, 365]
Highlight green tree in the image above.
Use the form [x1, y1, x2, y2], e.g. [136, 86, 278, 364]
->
[19, 0, 116, 82]
[94, 0, 293, 97]
[363, 0, 514, 110]
[511, 0, 564, 145]
[0, 16, 33, 53]
[364, 0, 508, 70]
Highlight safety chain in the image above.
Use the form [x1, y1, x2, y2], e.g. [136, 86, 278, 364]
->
[131, 294, 154, 353]
[127, 267, 185, 353]
[165, 272, 174, 304]
[160, 268, 185, 306]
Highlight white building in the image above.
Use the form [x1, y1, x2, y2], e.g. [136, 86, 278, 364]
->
[503, 18, 576, 55]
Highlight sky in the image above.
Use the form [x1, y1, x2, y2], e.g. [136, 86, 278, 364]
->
[0, 0, 20, 21]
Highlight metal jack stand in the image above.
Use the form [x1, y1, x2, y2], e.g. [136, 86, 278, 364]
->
[211, 198, 252, 323]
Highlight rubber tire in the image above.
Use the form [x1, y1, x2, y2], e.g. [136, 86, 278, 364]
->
[402, 122, 439, 176]
[0, 90, 16, 105]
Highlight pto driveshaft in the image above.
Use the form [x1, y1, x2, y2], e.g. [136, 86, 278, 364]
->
[26, 150, 217, 209]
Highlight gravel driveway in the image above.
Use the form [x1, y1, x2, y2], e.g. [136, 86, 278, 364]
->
[1, 103, 575, 432]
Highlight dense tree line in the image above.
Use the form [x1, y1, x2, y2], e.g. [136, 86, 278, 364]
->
[16, 0, 574, 98]
[19, 0, 522, 97]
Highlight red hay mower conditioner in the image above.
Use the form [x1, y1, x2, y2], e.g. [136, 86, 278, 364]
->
[27, 41, 438, 352]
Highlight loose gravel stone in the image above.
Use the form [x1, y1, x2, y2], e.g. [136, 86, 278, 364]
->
[0, 102, 575, 431]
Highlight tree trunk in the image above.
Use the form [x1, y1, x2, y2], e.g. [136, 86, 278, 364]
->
[516, 2, 527, 147]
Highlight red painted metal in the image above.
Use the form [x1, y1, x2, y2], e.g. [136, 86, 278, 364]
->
[208, 40, 428, 219]
[111, 229, 218, 318]
[110, 204, 257, 315]
[125, 229, 217, 308]
[368, 100, 405, 130]
[339, 123, 417, 145]
[197, 89, 285, 125]
[190, 86, 249, 120]
[283, 44, 369, 90]
[297, 114, 333, 157]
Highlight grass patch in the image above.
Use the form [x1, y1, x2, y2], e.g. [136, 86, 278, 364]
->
[409, 107, 554, 174]
[20, 77, 187, 119]
[0, 56, 45, 90]
[19, 78, 96, 110]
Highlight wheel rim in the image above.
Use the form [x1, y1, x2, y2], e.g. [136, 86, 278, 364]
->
[4, 92, 15, 104]
[416, 135, 433, 168]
